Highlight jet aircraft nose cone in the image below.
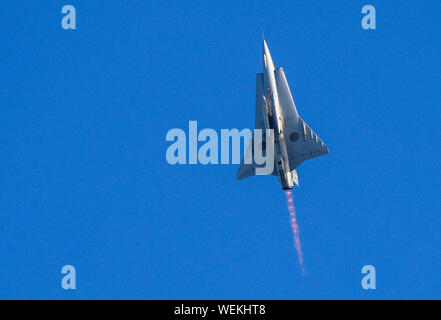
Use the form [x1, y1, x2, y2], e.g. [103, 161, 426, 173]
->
[263, 39, 269, 54]
[262, 39, 274, 71]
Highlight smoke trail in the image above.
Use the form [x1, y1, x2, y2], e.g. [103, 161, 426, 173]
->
[285, 190, 306, 275]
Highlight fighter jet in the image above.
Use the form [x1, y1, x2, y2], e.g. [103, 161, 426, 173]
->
[237, 38, 329, 190]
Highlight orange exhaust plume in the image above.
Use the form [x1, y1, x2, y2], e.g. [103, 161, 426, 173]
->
[285, 190, 306, 275]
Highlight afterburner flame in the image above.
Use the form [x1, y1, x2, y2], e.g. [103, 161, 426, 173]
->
[285, 190, 306, 275]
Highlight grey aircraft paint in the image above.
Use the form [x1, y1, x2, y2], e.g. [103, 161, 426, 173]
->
[237, 39, 329, 190]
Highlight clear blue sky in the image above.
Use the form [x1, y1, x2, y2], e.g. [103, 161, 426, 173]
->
[0, 1, 440, 299]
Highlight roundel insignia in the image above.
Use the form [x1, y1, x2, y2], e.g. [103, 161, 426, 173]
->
[290, 131, 300, 142]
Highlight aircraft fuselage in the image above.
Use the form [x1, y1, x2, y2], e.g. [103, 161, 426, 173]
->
[262, 40, 293, 190]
